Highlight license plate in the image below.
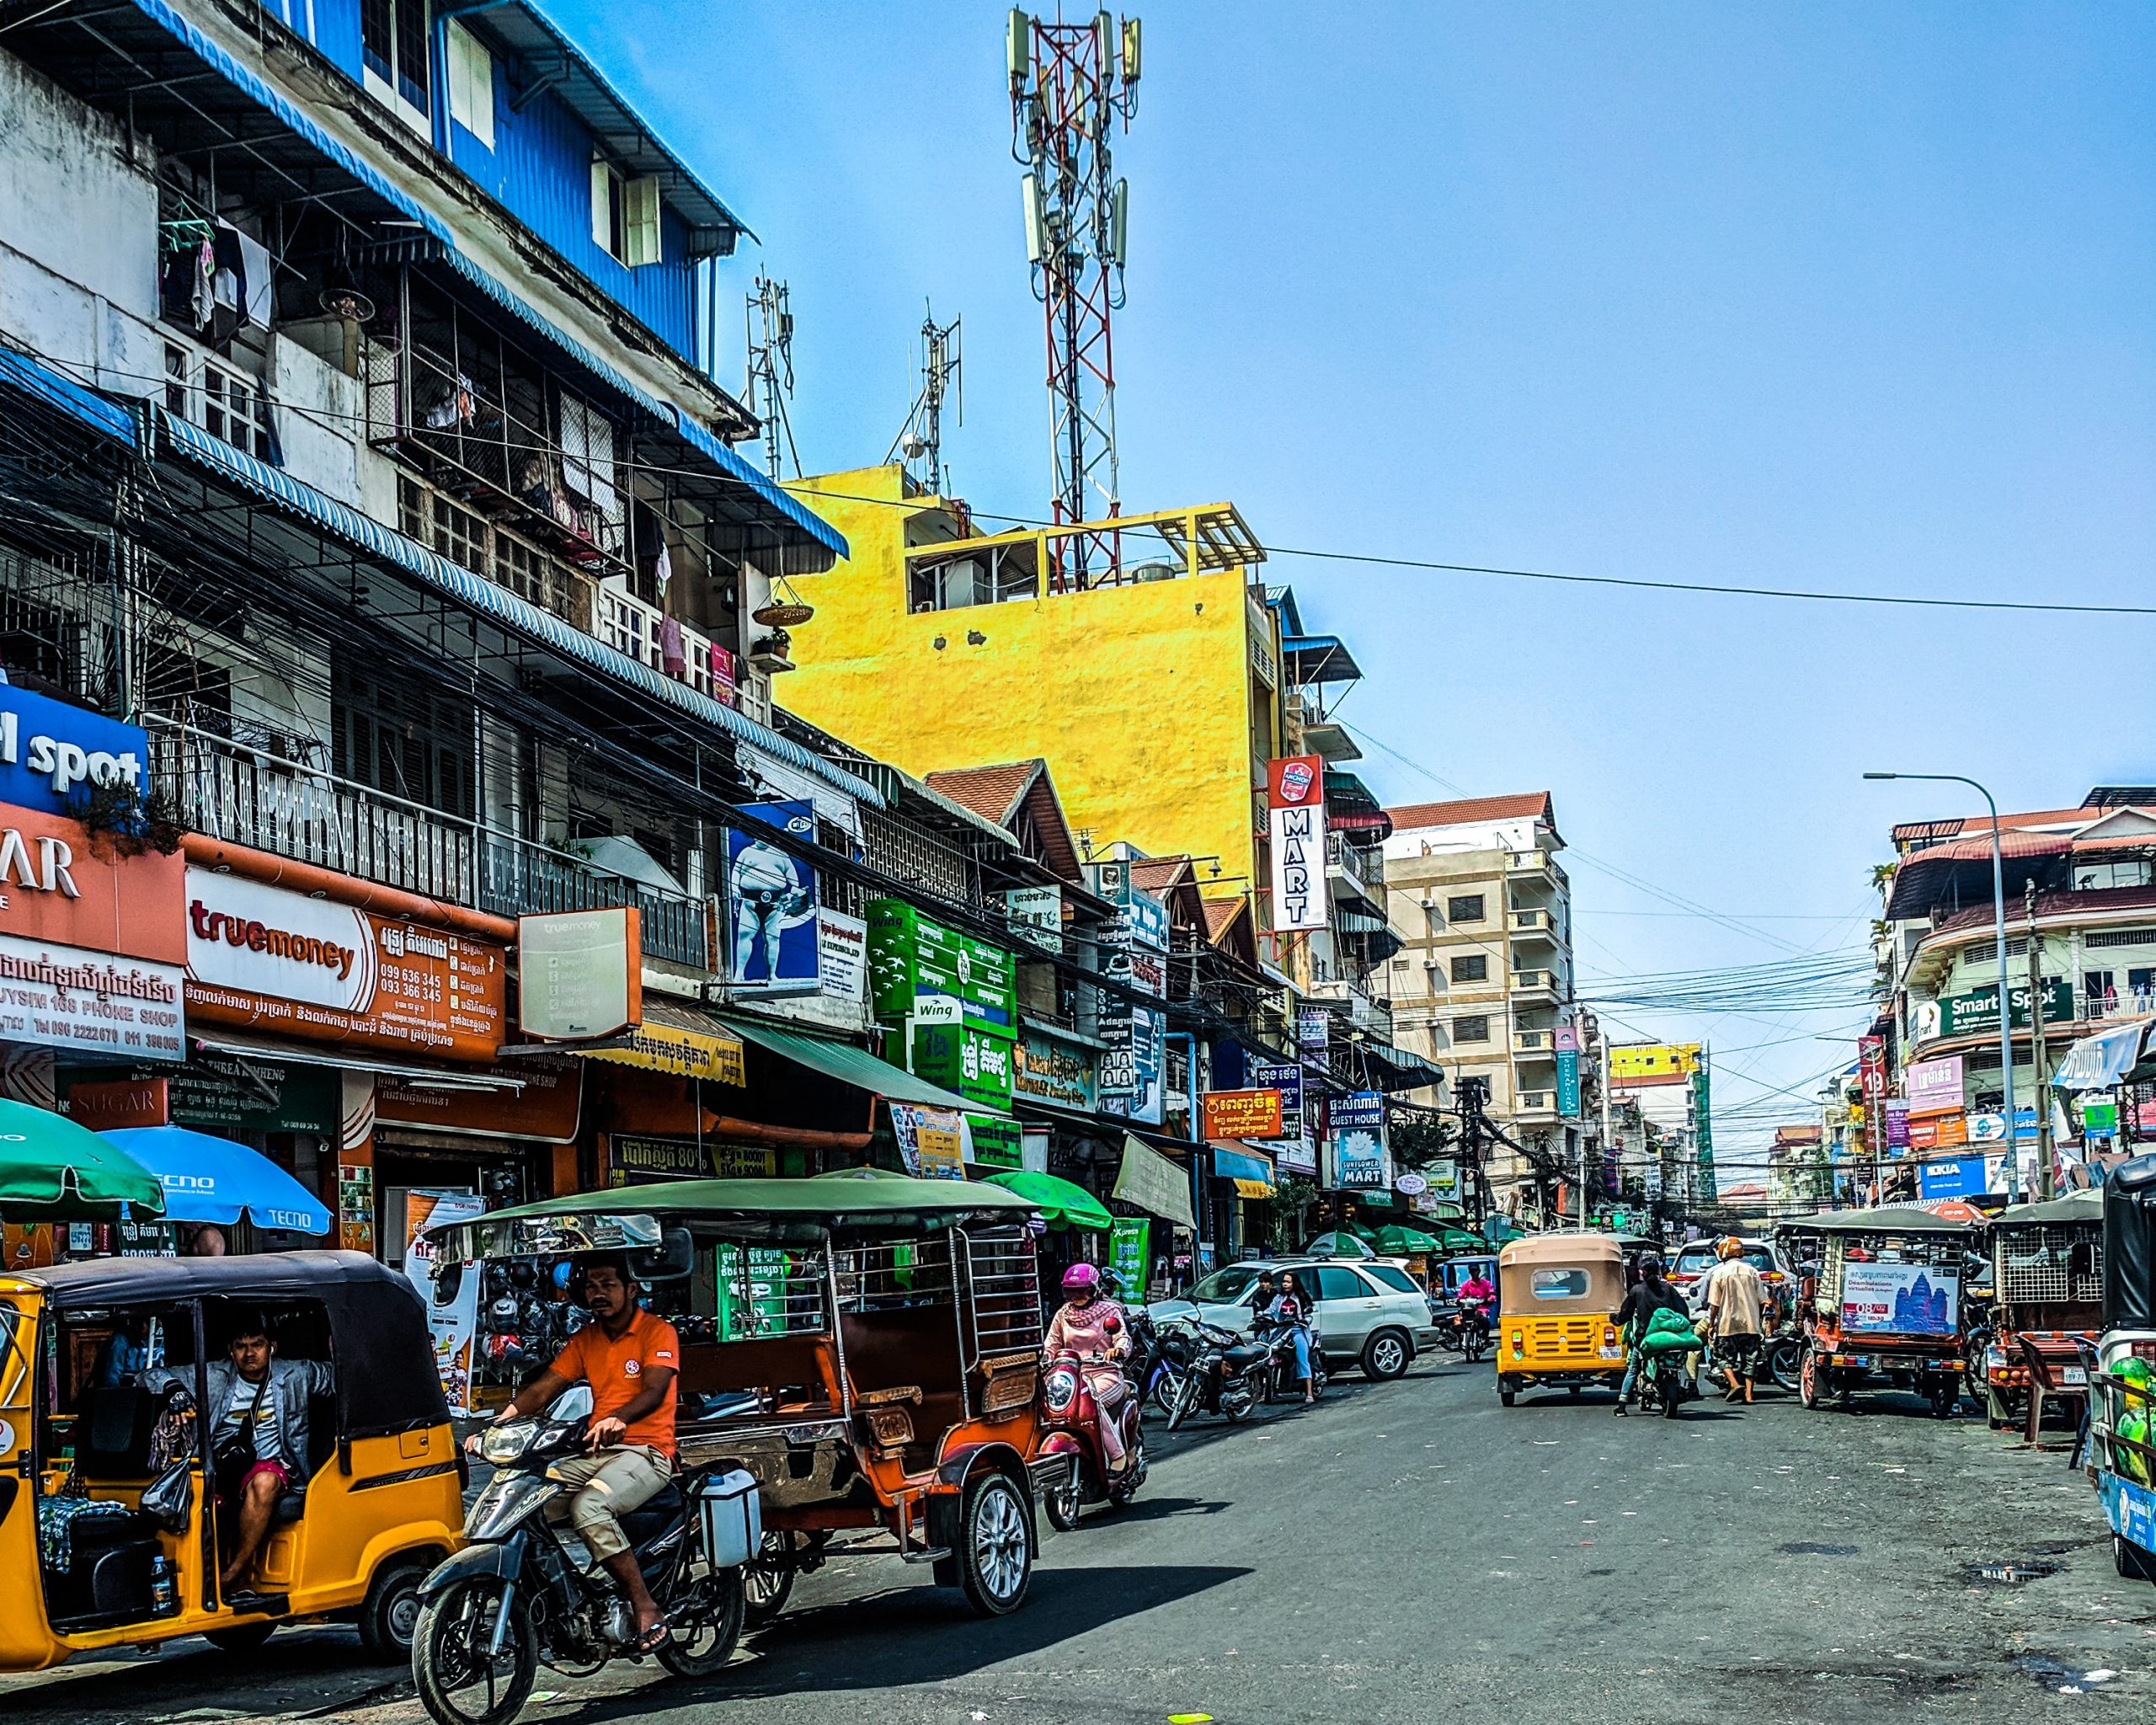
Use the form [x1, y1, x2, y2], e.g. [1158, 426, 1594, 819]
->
[1598, 1347, 1624, 1361]
[2063, 1366, 2089, 1386]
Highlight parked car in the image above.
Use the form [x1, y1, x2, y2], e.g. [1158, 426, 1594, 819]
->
[1148, 1258, 1440, 1381]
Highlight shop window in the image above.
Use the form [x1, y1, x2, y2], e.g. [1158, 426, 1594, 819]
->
[1450, 953, 1488, 984]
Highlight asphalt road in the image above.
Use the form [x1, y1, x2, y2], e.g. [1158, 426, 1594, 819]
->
[8, 1359, 2153, 1724]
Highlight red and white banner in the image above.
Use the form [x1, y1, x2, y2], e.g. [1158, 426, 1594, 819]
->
[1267, 756, 1327, 932]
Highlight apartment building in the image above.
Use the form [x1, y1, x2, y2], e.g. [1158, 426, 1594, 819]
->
[1378, 793, 1585, 1212]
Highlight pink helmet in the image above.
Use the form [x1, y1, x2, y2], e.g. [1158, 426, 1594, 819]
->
[1062, 1263, 1101, 1295]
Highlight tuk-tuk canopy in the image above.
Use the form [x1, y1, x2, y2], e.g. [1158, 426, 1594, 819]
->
[428, 1169, 1042, 1258]
[6, 1250, 446, 1440]
[1992, 1189, 2103, 1231]
[1807, 1206, 1979, 1236]
[1497, 1232, 1627, 1311]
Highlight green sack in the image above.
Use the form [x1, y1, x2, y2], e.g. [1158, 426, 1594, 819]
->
[1638, 1324, 1705, 1355]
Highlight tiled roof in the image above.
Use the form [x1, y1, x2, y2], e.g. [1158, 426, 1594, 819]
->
[1202, 897, 1245, 941]
[923, 761, 1043, 827]
[1892, 805, 2156, 844]
[1387, 793, 1554, 830]
[1131, 856, 1195, 894]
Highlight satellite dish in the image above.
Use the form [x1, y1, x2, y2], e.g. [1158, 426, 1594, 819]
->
[900, 432, 928, 460]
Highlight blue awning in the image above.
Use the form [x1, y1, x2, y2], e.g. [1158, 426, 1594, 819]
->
[1283, 633, 1364, 685]
[0, 346, 140, 447]
[1210, 1144, 1276, 1186]
[155, 409, 882, 809]
[101, 1125, 332, 1233]
[2055, 1017, 2156, 1091]
[670, 408, 849, 563]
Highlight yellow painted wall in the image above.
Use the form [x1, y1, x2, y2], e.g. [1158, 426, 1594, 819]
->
[783, 466, 1270, 900]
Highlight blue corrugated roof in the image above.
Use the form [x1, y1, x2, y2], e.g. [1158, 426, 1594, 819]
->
[120, 0, 843, 563]
[1283, 633, 1364, 684]
[0, 347, 139, 446]
[154, 409, 883, 809]
[670, 409, 848, 562]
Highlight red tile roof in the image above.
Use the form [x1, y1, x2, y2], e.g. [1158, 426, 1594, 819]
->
[922, 759, 1086, 883]
[1387, 793, 1554, 831]
[924, 761, 1042, 828]
[1130, 856, 1195, 894]
[1202, 897, 1245, 941]
[1891, 804, 2156, 845]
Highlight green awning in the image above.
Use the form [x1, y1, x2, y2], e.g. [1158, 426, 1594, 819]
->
[981, 1170, 1113, 1230]
[0, 1100, 165, 1221]
[718, 1012, 1001, 1117]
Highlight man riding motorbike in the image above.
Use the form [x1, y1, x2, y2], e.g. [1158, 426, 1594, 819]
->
[1613, 1256, 1689, 1416]
[1043, 1263, 1134, 1471]
[1454, 1268, 1497, 1348]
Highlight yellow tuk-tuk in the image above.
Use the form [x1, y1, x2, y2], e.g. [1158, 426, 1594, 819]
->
[1495, 1233, 1630, 1406]
[0, 1252, 463, 1671]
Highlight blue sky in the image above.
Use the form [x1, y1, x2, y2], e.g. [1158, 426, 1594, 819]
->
[554, 2, 2156, 1160]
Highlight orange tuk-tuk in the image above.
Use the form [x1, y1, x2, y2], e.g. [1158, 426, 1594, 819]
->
[1800, 1206, 1975, 1418]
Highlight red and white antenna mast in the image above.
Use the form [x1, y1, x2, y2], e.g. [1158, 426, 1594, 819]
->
[1011, 9, 1141, 590]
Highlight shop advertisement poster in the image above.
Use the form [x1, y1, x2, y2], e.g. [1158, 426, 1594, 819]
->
[1327, 1090, 1390, 1190]
[1108, 1216, 1151, 1298]
[1903, 1055, 1965, 1118]
[889, 1103, 968, 1180]
[1201, 1088, 1285, 1140]
[337, 1161, 374, 1255]
[407, 1190, 487, 1413]
[1265, 756, 1327, 932]
[184, 867, 505, 1059]
[725, 803, 821, 996]
[1428, 1157, 1462, 1204]
[1096, 879, 1167, 1125]
[1841, 1261, 1958, 1337]
[1014, 1024, 1097, 1111]
[1246, 1059, 1304, 1140]
[1004, 886, 1064, 954]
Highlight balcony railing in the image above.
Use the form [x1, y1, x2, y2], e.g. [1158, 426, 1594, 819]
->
[1509, 907, 1556, 936]
[1512, 1028, 1551, 1055]
[593, 585, 723, 703]
[1507, 850, 1553, 873]
[1511, 968, 1560, 996]
[1516, 1090, 1557, 1116]
[1326, 831, 1385, 895]
[149, 723, 710, 968]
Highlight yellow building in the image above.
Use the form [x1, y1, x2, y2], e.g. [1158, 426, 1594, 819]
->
[780, 464, 1289, 916]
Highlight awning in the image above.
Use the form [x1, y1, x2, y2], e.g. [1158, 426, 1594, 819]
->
[154, 410, 878, 809]
[718, 1012, 993, 1115]
[1113, 1132, 1196, 1231]
[101, 1125, 331, 1233]
[1209, 1143, 1276, 1187]
[0, 345, 138, 447]
[0, 1101, 163, 1222]
[192, 1034, 525, 1090]
[568, 1001, 748, 1086]
[1365, 1042, 1446, 1092]
[2054, 1017, 2156, 1091]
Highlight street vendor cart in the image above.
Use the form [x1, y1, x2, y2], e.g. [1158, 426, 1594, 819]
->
[1799, 1206, 1974, 1418]
[425, 1171, 1062, 1629]
[1978, 1189, 2102, 1432]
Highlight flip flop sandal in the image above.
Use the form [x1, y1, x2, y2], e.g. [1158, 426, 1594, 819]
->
[631, 1621, 673, 1655]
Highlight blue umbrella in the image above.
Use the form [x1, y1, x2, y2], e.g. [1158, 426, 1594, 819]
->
[99, 1126, 333, 1234]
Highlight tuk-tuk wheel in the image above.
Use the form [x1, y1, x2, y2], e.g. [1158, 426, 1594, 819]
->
[356, 1559, 430, 1661]
[1798, 1350, 1820, 1411]
[1499, 1384, 1517, 1407]
[204, 1621, 276, 1653]
[955, 1471, 1033, 1617]
[2115, 1534, 2156, 1582]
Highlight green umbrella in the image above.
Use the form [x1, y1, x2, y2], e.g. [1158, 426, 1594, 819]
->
[0, 1098, 165, 1220]
[980, 1169, 1113, 1230]
[1374, 1223, 1444, 1256]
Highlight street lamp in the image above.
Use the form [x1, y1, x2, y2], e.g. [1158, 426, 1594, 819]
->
[1865, 772, 2020, 1200]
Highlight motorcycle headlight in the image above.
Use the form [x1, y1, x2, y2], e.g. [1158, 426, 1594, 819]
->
[479, 1421, 537, 1465]
[1043, 1367, 1079, 1414]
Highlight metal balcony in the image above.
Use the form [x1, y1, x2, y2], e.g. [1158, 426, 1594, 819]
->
[149, 722, 710, 968]
[1326, 831, 1385, 902]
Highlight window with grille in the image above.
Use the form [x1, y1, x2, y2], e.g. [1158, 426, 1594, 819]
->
[1451, 953, 1488, 983]
[1448, 894, 1486, 923]
[429, 494, 491, 579]
[361, 0, 432, 133]
[1962, 937, 2028, 965]
[1454, 1014, 1491, 1042]
[2086, 927, 2156, 951]
[163, 343, 189, 419]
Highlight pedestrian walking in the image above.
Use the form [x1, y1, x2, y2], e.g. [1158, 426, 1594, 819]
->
[1701, 1237, 1766, 1403]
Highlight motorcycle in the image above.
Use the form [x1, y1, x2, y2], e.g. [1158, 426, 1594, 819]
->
[411, 1412, 751, 1725]
[1037, 1346, 1148, 1530]
[1638, 1345, 1691, 1418]
[1444, 1302, 1492, 1364]
[1164, 1320, 1268, 1430]
[1122, 1307, 1188, 1418]
[1253, 1315, 1328, 1402]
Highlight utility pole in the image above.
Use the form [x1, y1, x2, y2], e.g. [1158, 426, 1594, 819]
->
[2025, 880, 2054, 1199]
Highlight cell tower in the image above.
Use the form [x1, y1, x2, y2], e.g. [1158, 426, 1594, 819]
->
[1010, 8, 1141, 588]
[886, 305, 963, 496]
[744, 276, 799, 478]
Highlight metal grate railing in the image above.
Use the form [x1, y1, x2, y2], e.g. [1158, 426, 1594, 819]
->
[958, 1226, 1044, 1366]
[1994, 1225, 2103, 1305]
[836, 1236, 958, 1311]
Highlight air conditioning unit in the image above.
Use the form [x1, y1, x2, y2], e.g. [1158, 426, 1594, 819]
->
[1422, 958, 1440, 969]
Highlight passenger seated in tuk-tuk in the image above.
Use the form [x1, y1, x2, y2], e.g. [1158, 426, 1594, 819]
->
[141, 1311, 334, 1594]
[467, 1255, 680, 1653]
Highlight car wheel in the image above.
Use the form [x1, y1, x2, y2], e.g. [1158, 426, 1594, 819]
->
[1362, 1329, 1411, 1381]
[204, 1621, 277, 1653]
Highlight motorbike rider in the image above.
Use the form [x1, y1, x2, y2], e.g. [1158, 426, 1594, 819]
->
[1043, 1263, 1134, 1471]
[1454, 1267, 1497, 1343]
[467, 1254, 680, 1653]
[1265, 1268, 1320, 1404]
[1612, 1256, 1689, 1416]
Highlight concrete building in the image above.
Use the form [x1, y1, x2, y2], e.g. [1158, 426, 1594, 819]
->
[1377, 793, 1590, 1214]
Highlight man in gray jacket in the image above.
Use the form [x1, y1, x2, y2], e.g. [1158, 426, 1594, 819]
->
[144, 1312, 334, 1592]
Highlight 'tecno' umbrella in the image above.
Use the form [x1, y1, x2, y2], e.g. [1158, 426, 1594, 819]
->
[0, 1098, 164, 1220]
[980, 1169, 1114, 1231]
[100, 1125, 333, 1234]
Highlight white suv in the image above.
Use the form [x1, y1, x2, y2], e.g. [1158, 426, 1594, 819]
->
[1147, 1258, 1440, 1380]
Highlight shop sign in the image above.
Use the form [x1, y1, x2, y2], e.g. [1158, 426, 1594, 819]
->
[964, 1114, 1025, 1170]
[1265, 756, 1327, 932]
[1394, 1170, 1428, 1196]
[1004, 887, 1064, 954]
[378, 1058, 583, 1143]
[611, 1135, 713, 1179]
[726, 803, 820, 996]
[1201, 1088, 1284, 1140]
[1555, 1038, 1582, 1119]
[1884, 1098, 1911, 1149]
[162, 1054, 339, 1135]
[578, 1011, 747, 1086]
[1904, 1055, 1965, 1118]
[0, 687, 148, 818]
[1097, 880, 1166, 1126]
[1918, 1155, 1991, 1200]
[0, 930, 186, 1063]
[184, 867, 505, 1060]
[707, 643, 737, 710]
[911, 1019, 1014, 1110]
[1428, 1158, 1461, 1204]
[1013, 1024, 1097, 1111]
[519, 907, 641, 1040]
[1841, 1261, 1958, 1337]
[1246, 1059, 1303, 1140]
[1108, 1216, 1150, 1298]
[1940, 977, 2075, 1039]
[1966, 1106, 2037, 1143]
[1327, 1090, 1390, 1190]
[1274, 1127, 1319, 1178]
[1113, 1131, 1196, 1230]
[61, 1076, 169, 1130]
[1297, 1008, 1331, 1057]
[889, 1103, 967, 1179]
[867, 900, 1016, 1031]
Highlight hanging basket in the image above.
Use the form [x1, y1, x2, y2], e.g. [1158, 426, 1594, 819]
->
[751, 600, 814, 629]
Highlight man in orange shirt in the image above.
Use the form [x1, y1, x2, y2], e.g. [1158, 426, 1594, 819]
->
[469, 1255, 680, 1650]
